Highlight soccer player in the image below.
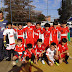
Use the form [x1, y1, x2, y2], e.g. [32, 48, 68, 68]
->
[14, 24, 25, 45]
[24, 44, 37, 64]
[23, 19, 35, 47]
[50, 22, 59, 45]
[41, 23, 51, 48]
[34, 39, 46, 64]
[12, 39, 25, 66]
[3, 22, 16, 61]
[34, 22, 42, 45]
[58, 20, 70, 43]
[58, 38, 69, 64]
[0, 10, 8, 61]
[46, 42, 58, 66]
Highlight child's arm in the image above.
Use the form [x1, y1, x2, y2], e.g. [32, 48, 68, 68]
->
[61, 50, 68, 54]
[47, 55, 53, 64]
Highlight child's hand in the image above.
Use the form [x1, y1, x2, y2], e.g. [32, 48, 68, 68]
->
[41, 27, 43, 30]
[39, 53, 42, 57]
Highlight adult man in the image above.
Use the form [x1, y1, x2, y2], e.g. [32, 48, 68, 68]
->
[0, 11, 8, 61]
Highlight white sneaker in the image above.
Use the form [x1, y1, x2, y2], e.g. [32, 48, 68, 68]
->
[42, 60, 45, 65]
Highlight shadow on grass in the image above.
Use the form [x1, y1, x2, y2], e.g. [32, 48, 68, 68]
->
[8, 62, 43, 72]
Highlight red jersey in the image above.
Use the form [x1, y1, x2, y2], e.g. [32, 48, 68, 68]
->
[24, 48, 36, 58]
[34, 44, 45, 55]
[50, 26, 59, 44]
[15, 44, 25, 56]
[34, 27, 42, 40]
[58, 26, 69, 40]
[41, 28, 51, 47]
[58, 44, 68, 53]
[23, 25, 35, 38]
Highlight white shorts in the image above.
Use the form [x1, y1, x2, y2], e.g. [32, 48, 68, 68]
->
[6, 44, 15, 50]
[48, 58, 55, 64]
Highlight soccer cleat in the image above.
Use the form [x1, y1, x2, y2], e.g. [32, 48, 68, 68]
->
[42, 60, 45, 65]
[64, 61, 69, 64]
[31, 61, 33, 65]
[55, 62, 60, 66]
[29, 59, 31, 62]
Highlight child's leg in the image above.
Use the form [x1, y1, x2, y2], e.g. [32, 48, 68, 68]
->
[31, 53, 35, 61]
[49, 61, 54, 66]
[59, 59, 63, 64]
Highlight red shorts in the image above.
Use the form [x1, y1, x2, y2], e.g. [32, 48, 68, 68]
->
[26, 38, 34, 47]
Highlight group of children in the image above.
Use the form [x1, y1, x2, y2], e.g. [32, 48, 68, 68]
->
[3, 20, 70, 66]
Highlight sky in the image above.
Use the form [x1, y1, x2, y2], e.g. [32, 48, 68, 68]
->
[0, 0, 62, 21]
[31, 0, 62, 21]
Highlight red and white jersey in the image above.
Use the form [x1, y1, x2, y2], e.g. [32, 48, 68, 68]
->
[46, 48, 56, 60]
[15, 44, 25, 56]
[58, 26, 69, 40]
[24, 48, 36, 58]
[41, 28, 51, 45]
[50, 26, 59, 42]
[34, 44, 45, 55]
[34, 27, 42, 40]
[3, 28, 15, 45]
[23, 25, 35, 38]
[58, 44, 68, 53]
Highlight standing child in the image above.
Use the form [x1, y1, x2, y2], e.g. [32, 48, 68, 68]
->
[34, 39, 46, 64]
[58, 20, 70, 43]
[46, 42, 58, 66]
[41, 23, 51, 48]
[50, 22, 59, 45]
[12, 39, 25, 66]
[34, 22, 42, 45]
[23, 19, 35, 47]
[14, 24, 25, 46]
[3, 22, 16, 61]
[58, 38, 69, 64]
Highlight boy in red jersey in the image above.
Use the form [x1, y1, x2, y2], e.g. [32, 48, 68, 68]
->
[34, 39, 46, 64]
[58, 38, 69, 64]
[50, 22, 59, 45]
[34, 22, 42, 45]
[41, 23, 51, 48]
[24, 44, 37, 64]
[58, 20, 70, 43]
[23, 19, 35, 47]
[12, 39, 25, 66]
[14, 24, 25, 46]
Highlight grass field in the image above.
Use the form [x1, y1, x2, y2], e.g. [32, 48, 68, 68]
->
[0, 39, 72, 72]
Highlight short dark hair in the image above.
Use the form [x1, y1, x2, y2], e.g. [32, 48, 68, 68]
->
[27, 19, 32, 23]
[62, 20, 67, 24]
[36, 22, 41, 25]
[0, 10, 3, 15]
[27, 43, 32, 48]
[44, 23, 50, 27]
[62, 38, 67, 43]
[53, 22, 58, 25]
[6, 22, 12, 26]
[18, 23, 22, 26]
[17, 38, 22, 42]
[51, 42, 56, 46]
[37, 39, 42, 42]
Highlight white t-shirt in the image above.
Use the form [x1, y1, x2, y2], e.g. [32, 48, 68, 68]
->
[46, 48, 56, 60]
[3, 28, 15, 45]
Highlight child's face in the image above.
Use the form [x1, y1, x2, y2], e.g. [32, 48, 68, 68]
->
[17, 41, 22, 46]
[50, 45, 55, 51]
[28, 48, 32, 51]
[37, 41, 42, 47]
[8, 24, 12, 29]
[54, 25, 58, 28]
[0, 13, 3, 20]
[45, 27, 49, 30]
[19, 25, 22, 29]
[62, 24, 67, 27]
[27, 22, 32, 27]
[36, 24, 40, 29]
[62, 42, 66, 46]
